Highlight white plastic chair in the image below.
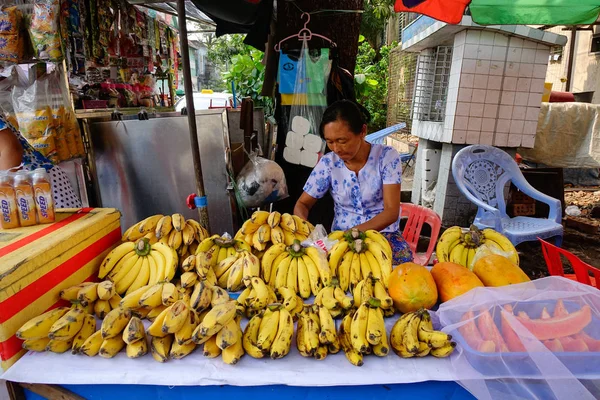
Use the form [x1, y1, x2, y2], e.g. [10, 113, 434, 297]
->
[451, 145, 563, 246]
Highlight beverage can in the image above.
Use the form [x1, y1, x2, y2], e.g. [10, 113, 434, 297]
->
[14, 171, 37, 227]
[32, 168, 55, 224]
[0, 172, 20, 229]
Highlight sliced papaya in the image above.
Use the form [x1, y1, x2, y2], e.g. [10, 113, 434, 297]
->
[518, 311, 530, 320]
[515, 305, 592, 341]
[459, 310, 496, 353]
[558, 337, 589, 352]
[477, 309, 509, 352]
[553, 299, 569, 318]
[540, 307, 551, 319]
[543, 339, 564, 352]
[573, 332, 600, 352]
[501, 309, 526, 352]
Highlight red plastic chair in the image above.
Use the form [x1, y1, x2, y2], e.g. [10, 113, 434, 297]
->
[539, 238, 599, 289]
[400, 203, 441, 266]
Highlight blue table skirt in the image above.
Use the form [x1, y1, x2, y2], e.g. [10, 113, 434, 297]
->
[23, 381, 474, 400]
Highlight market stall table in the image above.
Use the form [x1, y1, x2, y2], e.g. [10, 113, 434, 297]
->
[2, 348, 473, 399]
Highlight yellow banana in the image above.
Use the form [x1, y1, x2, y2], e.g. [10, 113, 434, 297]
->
[267, 211, 281, 228]
[171, 213, 186, 232]
[96, 281, 116, 301]
[152, 242, 178, 282]
[101, 307, 132, 339]
[138, 284, 164, 308]
[193, 301, 237, 341]
[435, 227, 463, 263]
[334, 286, 353, 310]
[270, 308, 293, 359]
[366, 301, 384, 345]
[402, 313, 421, 354]
[126, 337, 149, 358]
[80, 330, 103, 356]
[301, 254, 322, 296]
[318, 306, 336, 345]
[216, 317, 240, 350]
[99, 335, 126, 358]
[304, 246, 331, 287]
[365, 250, 382, 281]
[328, 240, 349, 276]
[48, 308, 86, 341]
[155, 215, 173, 240]
[161, 282, 179, 306]
[175, 311, 200, 346]
[94, 300, 111, 319]
[126, 256, 151, 295]
[256, 307, 280, 351]
[243, 313, 265, 358]
[162, 300, 190, 334]
[138, 214, 164, 235]
[261, 243, 286, 283]
[120, 284, 151, 309]
[430, 342, 456, 357]
[22, 337, 50, 352]
[251, 210, 270, 225]
[114, 255, 144, 294]
[221, 324, 244, 364]
[121, 316, 145, 345]
[482, 228, 519, 265]
[337, 251, 353, 292]
[373, 279, 393, 309]
[46, 338, 74, 353]
[240, 219, 261, 235]
[296, 256, 312, 299]
[196, 235, 219, 253]
[350, 252, 362, 288]
[150, 334, 173, 362]
[373, 323, 389, 357]
[59, 282, 96, 302]
[190, 281, 212, 312]
[339, 312, 364, 366]
[274, 255, 292, 289]
[182, 224, 196, 246]
[358, 252, 372, 281]
[350, 303, 369, 353]
[170, 339, 197, 359]
[202, 335, 222, 358]
[328, 230, 345, 241]
[146, 305, 172, 338]
[71, 314, 96, 354]
[147, 305, 167, 322]
[364, 239, 392, 287]
[286, 257, 299, 294]
[365, 230, 392, 259]
[282, 229, 296, 246]
[98, 242, 136, 279]
[280, 213, 297, 233]
[17, 307, 70, 340]
[211, 286, 230, 307]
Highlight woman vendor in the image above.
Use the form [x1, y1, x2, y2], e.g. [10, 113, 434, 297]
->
[294, 100, 412, 265]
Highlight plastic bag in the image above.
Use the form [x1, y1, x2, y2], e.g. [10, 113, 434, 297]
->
[469, 241, 515, 270]
[30, 0, 63, 61]
[283, 41, 330, 168]
[236, 152, 288, 208]
[301, 224, 337, 254]
[436, 277, 600, 400]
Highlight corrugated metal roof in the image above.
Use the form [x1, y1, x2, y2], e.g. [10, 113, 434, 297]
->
[128, 0, 215, 26]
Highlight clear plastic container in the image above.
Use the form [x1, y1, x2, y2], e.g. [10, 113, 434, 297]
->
[0, 172, 20, 229]
[13, 171, 37, 227]
[31, 168, 55, 224]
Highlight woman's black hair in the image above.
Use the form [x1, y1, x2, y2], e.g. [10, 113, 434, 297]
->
[319, 100, 371, 137]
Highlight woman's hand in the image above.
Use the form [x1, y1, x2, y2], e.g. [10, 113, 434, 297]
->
[355, 183, 400, 232]
[294, 191, 318, 221]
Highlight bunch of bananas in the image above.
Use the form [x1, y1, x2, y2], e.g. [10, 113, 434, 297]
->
[191, 300, 246, 364]
[262, 241, 330, 298]
[98, 239, 178, 295]
[80, 307, 133, 358]
[235, 211, 314, 251]
[17, 307, 96, 354]
[235, 278, 280, 318]
[122, 214, 210, 268]
[328, 229, 393, 291]
[296, 305, 341, 360]
[435, 225, 519, 269]
[353, 276, 395, 318]
[58, 280, 121, 319]
[390, 309, 455, 358]
[242, 304, 294, 359]
[193, 234, 255, 289]
[345, 298, 389, 364]
[314, 280, 354, 319]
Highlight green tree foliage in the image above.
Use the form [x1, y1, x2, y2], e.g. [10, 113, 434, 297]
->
[206, 34, 272, 113]
[360, 0, 395, 48]
[354, 36, 396, 132]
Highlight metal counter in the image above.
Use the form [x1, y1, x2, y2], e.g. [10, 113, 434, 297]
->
[84, 109, 237, 234]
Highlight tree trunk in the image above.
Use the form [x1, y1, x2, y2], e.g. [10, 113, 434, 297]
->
[275, 0, 364, 72]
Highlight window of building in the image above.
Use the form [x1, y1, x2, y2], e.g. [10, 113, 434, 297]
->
[591, 34, 600, 54]
[412, 46, 452, 122]
[549, 46, 563, 62]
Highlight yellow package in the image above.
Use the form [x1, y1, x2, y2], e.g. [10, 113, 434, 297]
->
[17, 107, 52, 139]
[30, 135, 57, 163]
[0, 7, 21, 35]
[30, 1, 62, 60]
[63, 109, 82, 157]
[5, 113, 18, 130]
[52, 107, 71, 161]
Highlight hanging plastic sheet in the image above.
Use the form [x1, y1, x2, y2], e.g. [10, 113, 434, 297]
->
[283, 41, 330, 169]
[435, 276, 600, 400]
[469, 0, 600, 25]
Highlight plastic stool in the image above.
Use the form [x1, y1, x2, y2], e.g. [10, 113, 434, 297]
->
[400, 203, 441, 266]
[539, 238, 599, 289]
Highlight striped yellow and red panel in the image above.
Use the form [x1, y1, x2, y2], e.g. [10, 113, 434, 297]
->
[0, 208, 121, 370]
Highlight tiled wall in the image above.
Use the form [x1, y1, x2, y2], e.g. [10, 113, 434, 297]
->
[445, 30, 550, 149]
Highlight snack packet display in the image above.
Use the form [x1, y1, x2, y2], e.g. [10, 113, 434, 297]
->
[0, 6, 24, 63]
[30, 0, 63, 60]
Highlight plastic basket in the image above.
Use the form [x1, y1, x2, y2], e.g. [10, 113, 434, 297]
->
[452, 300, 600, 377]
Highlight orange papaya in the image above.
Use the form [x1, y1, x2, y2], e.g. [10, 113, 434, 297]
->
[543, 339, 564, 352]
[430, 262, 484, 302]
[501, 308, 526, 352]
[459, 310, 496, 353]
[477, 309, 509, 352]
[553, 299, 569, 318]
[558, 337, 589, 352]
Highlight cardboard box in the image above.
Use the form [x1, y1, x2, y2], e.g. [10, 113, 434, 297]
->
[0, 208, 121, 370]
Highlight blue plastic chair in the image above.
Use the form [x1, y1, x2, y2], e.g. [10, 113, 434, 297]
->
[365, 123, 406, 145]
[451, 145, 563, 247]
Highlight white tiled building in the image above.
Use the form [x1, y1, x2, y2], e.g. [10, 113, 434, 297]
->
[399, 15, 568, 226]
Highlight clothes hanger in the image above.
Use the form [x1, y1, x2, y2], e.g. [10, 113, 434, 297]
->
[274, 12, 336, 52]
